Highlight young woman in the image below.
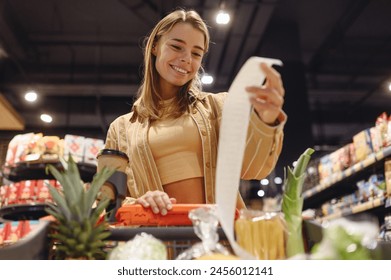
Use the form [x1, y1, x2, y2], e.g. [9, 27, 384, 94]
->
[102, 9, 287, 215]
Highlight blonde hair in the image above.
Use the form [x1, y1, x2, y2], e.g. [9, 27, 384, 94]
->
[132, 9, 210, 121]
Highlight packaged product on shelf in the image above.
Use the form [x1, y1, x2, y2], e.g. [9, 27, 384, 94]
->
[0, 224, 4, 245]
[0, 221, 33, 247]
[7, 183, 19, 205]
[64, 134, 85, 162]
[367, 174, 386, 199]
[23, 133, 44, 162]
[348, 142, 357, 166]
[3, 222, 19, 244]
[0, 223, 12, 245]
[83, 137, 104, 165]
[0, 185, 8, 207]
[388, 115, 391, 147]
[5, 132, 35, 166]
[356, 180, 371, 202]
[370, 126, 382, 153]
[18, 180, 36, 204]
[38, 136, 63, 161]
[330, 144, 351, 173]
[36, 180, 52, 203]
[318, 154, 332, 184]
[376, 112, 388, 148]
[353, 128, 373, 162]
[385, 158, 391, 197]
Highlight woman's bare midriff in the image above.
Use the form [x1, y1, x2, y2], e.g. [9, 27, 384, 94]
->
[163, 177, 205, 203]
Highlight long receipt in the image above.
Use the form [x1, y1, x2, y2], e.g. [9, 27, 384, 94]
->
[215, 56, 283, 259]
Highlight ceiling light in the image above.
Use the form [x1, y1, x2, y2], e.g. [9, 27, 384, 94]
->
[257, 189, 265, 197]
[216, 10, 230, 24]
[40, 114, 53, 123]
[201, 74, 214, 85]
[274, 177, 283, 184]
[260, 178, 269, 185]
[388, 82, 391, 91]
[25, 90, 38, 102]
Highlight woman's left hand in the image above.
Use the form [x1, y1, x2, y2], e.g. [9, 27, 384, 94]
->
[246, 63, 285, 125]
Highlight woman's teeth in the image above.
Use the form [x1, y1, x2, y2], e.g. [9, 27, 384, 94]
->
[172, 66, 188, 74]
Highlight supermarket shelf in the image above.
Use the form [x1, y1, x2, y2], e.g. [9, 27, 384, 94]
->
[319, 197, 387, 222]
[2, 161, 96, 182]
[0, 203, 49, 221]
[0, 220, 51, 260]
[303, 146, 391, 210]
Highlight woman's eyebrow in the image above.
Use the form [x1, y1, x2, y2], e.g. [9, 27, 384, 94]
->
[170, 38, 204, 52]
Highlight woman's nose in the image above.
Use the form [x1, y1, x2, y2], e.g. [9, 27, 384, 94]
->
[180, 51, 191, 63]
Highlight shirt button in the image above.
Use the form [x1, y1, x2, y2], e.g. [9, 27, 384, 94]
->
[206, 162, 210, 168]
[192, 109, 197, 114]
[201, 130, 206, 136]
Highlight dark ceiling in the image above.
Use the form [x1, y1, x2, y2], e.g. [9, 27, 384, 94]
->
[0, 0, 391, 172]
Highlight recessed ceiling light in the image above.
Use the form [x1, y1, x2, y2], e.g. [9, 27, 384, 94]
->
[257, 189, 265, 197]
[216, 10, 230, 24]
[40, 113, 53, 123]
[201, 74, 214, 85]
[274, 177, 283, 184]
[25, 90, 38, 102]
[260, 178, 269, 185]
[388, 82, 391, 91]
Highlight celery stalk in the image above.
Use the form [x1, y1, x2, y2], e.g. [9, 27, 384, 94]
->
[282, 148, 315, 258]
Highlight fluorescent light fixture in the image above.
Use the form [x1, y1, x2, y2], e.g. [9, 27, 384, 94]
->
[216, 10, 230, 24]
[201, 74, 214, 85]
[40, 113, 53, 123]
[25, 90, 38, 102]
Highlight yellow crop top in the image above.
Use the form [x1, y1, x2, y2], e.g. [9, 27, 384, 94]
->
[148, 109, 204, 185]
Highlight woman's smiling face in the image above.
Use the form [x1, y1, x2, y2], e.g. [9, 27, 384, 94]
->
[153, 22, 205, 97]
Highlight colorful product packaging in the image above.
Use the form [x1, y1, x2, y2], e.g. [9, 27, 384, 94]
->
[84, 137, 104, 165]
[18, 180, 36, 204]
[353, 129, 373, 162]
[385, 158, 391, 197]
[64, 134, 85, 162]
[376, 112, 388, 148]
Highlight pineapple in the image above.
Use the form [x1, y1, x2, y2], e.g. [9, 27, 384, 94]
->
[45, 156, 115, 260]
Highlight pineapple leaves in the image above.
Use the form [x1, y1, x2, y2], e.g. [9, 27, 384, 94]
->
[44, 155, 116, 259]
[46, 183, 71, 221]
[84, 166, 115, 217]
[45, 160, 82, 209]
[90, 198, 110, 224]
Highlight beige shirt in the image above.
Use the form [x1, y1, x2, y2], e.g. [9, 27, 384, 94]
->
[149, 112, 203, 185]
[103, 91, 286, 204]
